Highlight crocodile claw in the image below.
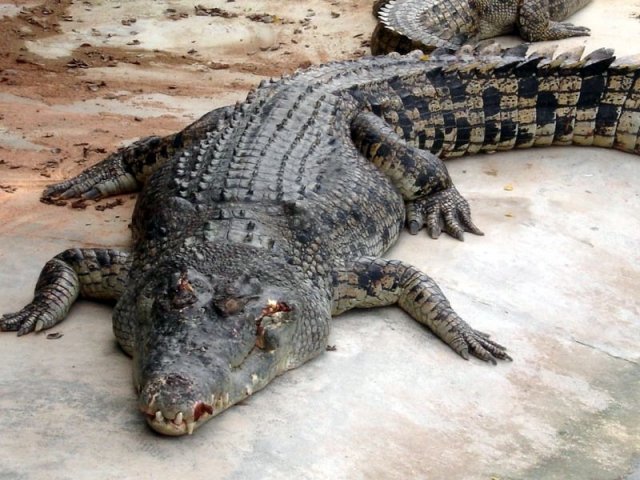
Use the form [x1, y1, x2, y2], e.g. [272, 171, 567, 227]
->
[42, 176, 103, 201]
[548, 21, 590, 39]
[40, 150, 138, 203]
[1, 308, 36, 335]
[406, 186, 483, 241]
[451, 327, 512, 364]
[1, 302, 59, 336]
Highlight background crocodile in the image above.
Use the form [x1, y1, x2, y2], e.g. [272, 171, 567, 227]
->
[2, 42, 639, 437]
[371, 0, 592, 54]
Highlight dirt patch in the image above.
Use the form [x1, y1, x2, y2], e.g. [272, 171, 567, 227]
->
[0, 0, 375, 199]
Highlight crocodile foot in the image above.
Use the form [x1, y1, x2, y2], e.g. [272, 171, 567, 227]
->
[525, 21, 591, 41]
[445, 323, 511, 364]
[0, 300, 70, 336]
[1, 256, 81, 335]
[1, 305, 45, 336]
[1, 291, 71, 336]
[41, 149, 139, 202]
[406, 186, 483, 240]
[550, 21, 590, 39]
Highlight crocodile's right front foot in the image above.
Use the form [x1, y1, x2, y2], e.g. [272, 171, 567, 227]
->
[1, 257, 80, 336]
[1, 303, 63, 336]
[406, 186, 484, 241]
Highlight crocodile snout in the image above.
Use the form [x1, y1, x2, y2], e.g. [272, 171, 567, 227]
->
[139, 373, 229, 436]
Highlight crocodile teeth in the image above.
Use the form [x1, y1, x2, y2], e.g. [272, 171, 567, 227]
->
[155, 411, 163, 422]
[187, 421, 195, 435]
[174, 412, 183, 424]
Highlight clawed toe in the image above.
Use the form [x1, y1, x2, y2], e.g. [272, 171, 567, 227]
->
[407, 186, 483, 241]
[549, 22, 591, 39]
[445, 320, 511, 364]
[461, 329, 511, 364]
[39, 151, 139, 203]
[562, 23, 590, 35]
[1, 308, 40, 336]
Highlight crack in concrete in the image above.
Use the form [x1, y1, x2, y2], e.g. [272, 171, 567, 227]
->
[572, 337, 639, 366]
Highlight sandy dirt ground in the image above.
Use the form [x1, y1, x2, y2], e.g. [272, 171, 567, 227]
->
[0, 1, 639, 479]
[0, 0, 373, 194]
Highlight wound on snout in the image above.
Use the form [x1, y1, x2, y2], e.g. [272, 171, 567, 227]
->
[193, 401, 214, 421]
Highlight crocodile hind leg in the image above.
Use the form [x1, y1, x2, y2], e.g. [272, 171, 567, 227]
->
[1, 248, 130, 336]
[351, 110, 482, 240]
[42, 106, 233, 202]
[331, 256, 510, 363]
[517, 0, 590, 41]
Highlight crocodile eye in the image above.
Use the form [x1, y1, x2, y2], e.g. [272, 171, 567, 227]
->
[223, 298, 241, 314]
[219, 297, 247, 316]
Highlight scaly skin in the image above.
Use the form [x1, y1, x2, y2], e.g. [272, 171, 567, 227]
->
[3, 44, 640, 435]
[371, 0, 592, 54]
[41, 106, 233, 202]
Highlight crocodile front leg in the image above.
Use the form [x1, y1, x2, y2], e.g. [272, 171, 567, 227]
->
[42, 106, 233, 202]
[331, 257, 510, 364]
[351, 110, 482, 240]
[1, 248, 130, 336]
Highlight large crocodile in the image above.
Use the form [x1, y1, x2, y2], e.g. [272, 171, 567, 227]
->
[371, 0, 592, 54]
[2, 43, 639, 436]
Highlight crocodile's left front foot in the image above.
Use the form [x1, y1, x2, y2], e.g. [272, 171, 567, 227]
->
[526, 21, 590, 41]
[407, 186, 483, 241]
[331, 256, 511, 364]
[41, 147, 139, 202]
[518, 3, 591, 42]
[445, 323, 511, 364]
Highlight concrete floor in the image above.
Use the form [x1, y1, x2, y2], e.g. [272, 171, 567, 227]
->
[0, 1, 639, 479]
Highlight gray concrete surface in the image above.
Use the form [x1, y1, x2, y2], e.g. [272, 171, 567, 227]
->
[0, 1, 638, 479]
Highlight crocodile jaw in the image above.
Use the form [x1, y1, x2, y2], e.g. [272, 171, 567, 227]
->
[136, 369, 240, 436]
[134, 333, 283, 436]
[130, 251, 327, 436]
[141, 393, 229, 436]
[144, 408, 209, 436]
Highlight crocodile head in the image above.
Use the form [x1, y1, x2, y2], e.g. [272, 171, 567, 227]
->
[132, 257, 322, 436]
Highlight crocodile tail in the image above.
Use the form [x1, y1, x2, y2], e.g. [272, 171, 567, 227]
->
[377, 0, 478, 51]
[587, 52, 640, 152]
[422, 44, 640, 158]
[516, 46, 640, 153]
